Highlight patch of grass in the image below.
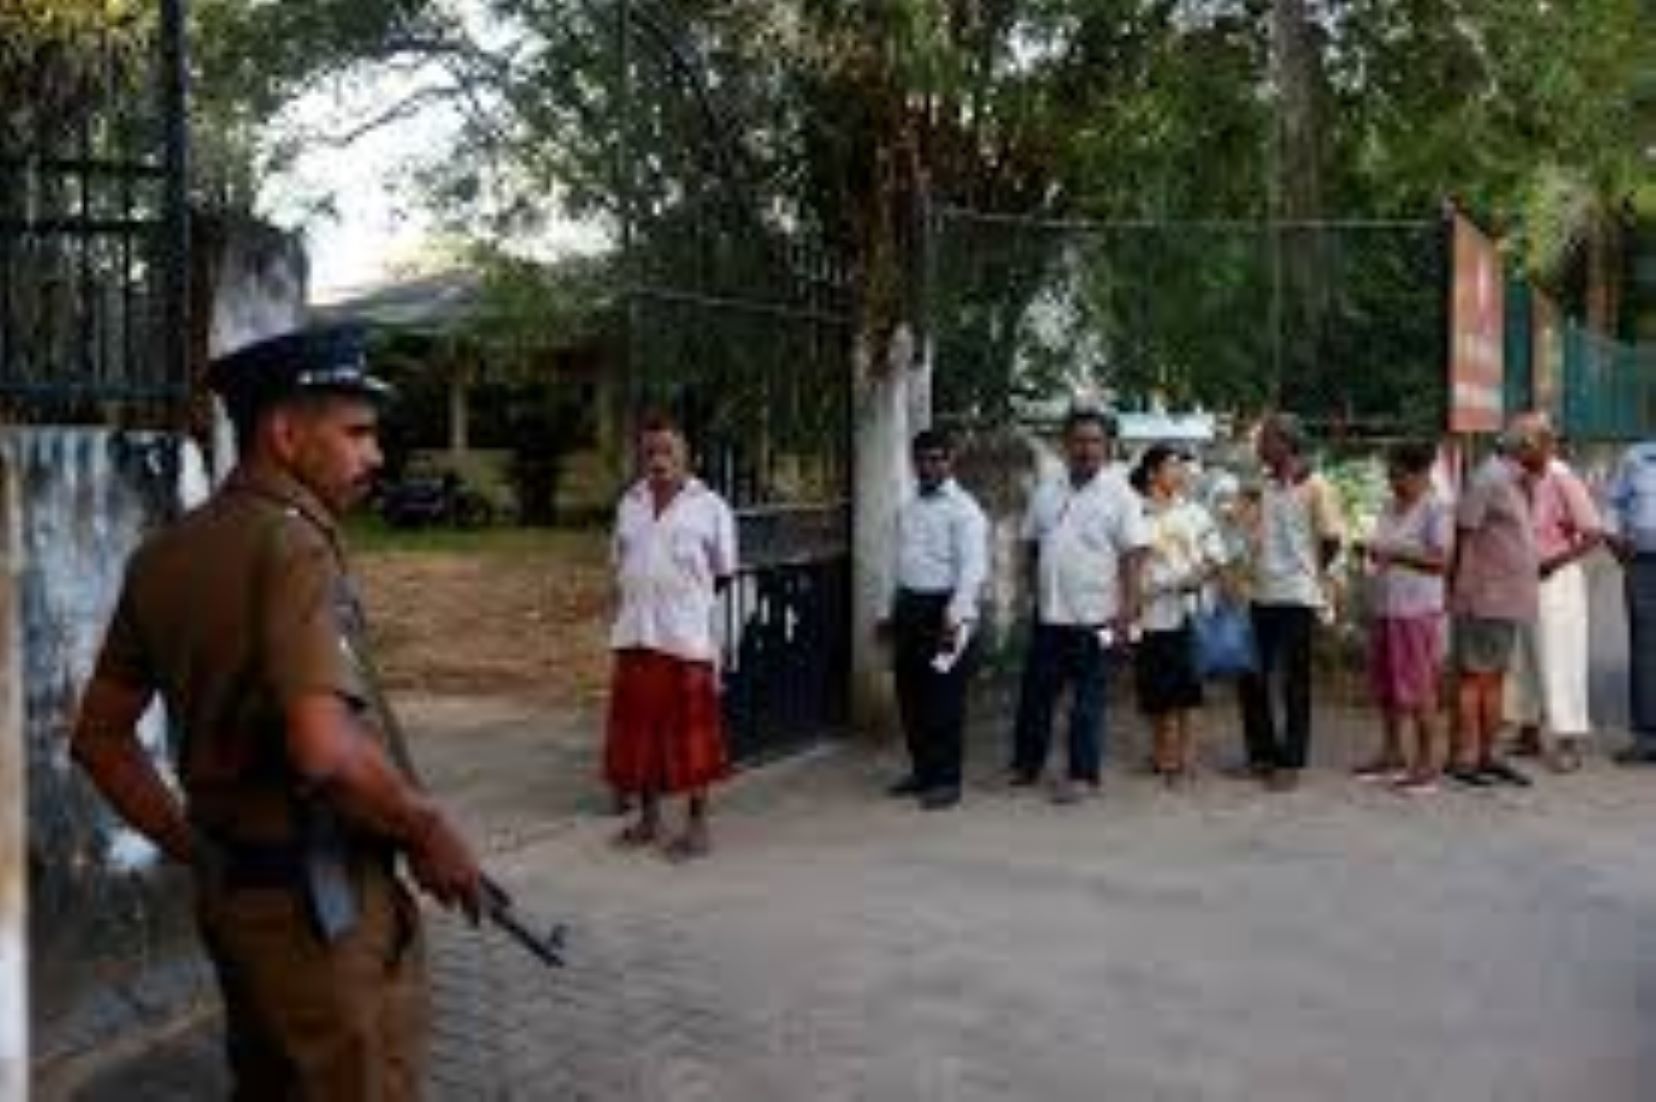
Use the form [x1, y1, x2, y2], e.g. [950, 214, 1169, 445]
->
[344, 515, 608, 560]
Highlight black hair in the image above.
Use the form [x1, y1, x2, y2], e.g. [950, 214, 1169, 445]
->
[1062, 406, 1118, 439]
[911, 427, 955, 455]
[638, 410, 682, 438]
[1385, 440, 1437, 476]
[225, 390, 339, 458]
[1131, 442, 1183, 495]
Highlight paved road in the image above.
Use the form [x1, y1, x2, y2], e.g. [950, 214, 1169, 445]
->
[64, 688, 1656, 1102]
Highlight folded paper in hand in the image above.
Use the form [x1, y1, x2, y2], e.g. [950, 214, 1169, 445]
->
[932, 622, 974, 673]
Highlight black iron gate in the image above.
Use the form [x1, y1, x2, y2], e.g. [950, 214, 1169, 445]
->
[0, 0, 190, 422]
[615, 2, 854, 762]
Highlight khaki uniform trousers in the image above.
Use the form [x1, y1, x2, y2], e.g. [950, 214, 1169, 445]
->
[196, 865, 428, 1101]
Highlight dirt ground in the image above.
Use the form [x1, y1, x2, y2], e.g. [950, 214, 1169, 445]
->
[356, 527, 614, 708]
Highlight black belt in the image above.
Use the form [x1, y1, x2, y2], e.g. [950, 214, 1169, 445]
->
[214, 840, 307, 891]
[207, 838, 394, 891]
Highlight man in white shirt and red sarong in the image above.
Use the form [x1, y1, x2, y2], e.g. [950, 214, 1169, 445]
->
[605, 417, 738, 860]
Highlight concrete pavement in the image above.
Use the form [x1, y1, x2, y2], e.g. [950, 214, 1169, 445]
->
[58, 692, 1656, 1101]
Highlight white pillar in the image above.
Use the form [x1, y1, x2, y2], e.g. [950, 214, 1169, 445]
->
[447, 376, 470, 459]
[850, 323, 929, 737]
[0, 440, 29, 1101]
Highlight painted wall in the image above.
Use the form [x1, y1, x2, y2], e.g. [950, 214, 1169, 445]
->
[851, 325, 929, 736]
[198, 214, 308, 479]
[1, 449, 29, 1101]
[14, 430, 210, 1070]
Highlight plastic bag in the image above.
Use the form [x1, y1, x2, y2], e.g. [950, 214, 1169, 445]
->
[1190, 599, 1257, 680]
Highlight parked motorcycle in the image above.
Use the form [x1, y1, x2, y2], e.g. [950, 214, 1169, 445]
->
[377, 464, 496, 529]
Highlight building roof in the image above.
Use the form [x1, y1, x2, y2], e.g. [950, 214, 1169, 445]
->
[311, 270, 484, 334]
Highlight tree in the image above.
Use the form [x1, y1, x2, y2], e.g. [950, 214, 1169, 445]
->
[188, 0, 1649, 416]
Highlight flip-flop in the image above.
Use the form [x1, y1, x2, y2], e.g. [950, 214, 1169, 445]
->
[663, 833, 712, 863]
[612, 822, 659, 849]
[1548, 745, 1585, 774]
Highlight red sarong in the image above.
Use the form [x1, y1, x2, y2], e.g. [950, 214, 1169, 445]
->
[605, 649, 730, 795]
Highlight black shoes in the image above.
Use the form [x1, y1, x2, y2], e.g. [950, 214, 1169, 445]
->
[1613, 744, 1656, 767]
[890, 775, 961, 809]
[1477, 759, 1533, 787]
[1447, 759, 1532, 788]
[1447, 765, 1495, 788]
[919, 786, 962, 811]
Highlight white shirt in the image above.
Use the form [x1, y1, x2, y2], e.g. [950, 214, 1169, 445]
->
[1253, 470, 1344, 608]
[1605, 441, 1656, 553]
[892, 478, 990, 625]
[609, 478, 738, 662]
[1140, 496, 1228, 632]
[1022, 467, 1150, 625]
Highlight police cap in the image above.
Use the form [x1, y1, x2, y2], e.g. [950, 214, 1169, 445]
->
[207, 324, 393, 414]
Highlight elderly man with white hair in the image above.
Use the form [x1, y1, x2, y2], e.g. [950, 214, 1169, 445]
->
[1502, 416, 1603, 773]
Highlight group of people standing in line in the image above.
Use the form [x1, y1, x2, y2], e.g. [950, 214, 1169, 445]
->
[596, 402, 1656, 850]
[872, 406, 1656, 812]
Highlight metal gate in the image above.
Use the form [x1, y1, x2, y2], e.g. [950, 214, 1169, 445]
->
[614, 3, 854, 761]
[0, 0, 190, 422]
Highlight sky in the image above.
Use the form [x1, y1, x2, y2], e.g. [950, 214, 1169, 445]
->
[261, 61, 604, 304]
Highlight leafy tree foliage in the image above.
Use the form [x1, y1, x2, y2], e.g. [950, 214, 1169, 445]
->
[182, 0, 1649, 421]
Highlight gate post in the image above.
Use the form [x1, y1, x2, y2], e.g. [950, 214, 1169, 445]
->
[0, 443, 28, 1099]
[851, 323, 930, 737]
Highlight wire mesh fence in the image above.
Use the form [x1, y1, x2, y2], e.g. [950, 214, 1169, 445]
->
[925, 206, 1448, 435]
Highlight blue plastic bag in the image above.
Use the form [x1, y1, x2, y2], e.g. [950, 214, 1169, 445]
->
[1190, 600, 1257, 680]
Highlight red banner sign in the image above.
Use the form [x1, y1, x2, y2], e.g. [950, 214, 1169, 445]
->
[1449, 213, 1504, 433]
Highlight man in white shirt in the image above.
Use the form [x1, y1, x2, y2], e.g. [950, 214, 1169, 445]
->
[1010, 408, 1149, 803]
[605, 417, 738, 860]
[1604, 437, 1656, 764]
[1238, 412, 1344, 791]
[879, 429, 990, 810]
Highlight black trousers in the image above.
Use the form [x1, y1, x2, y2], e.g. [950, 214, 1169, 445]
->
[1238, 603, 1316, 771]
[892, 590, 974, 789]
[1629, 556, 1656, 744]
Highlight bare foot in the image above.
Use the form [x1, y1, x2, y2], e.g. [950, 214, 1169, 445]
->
[663, 823, 712, 863]
[612, 820, 659, 849]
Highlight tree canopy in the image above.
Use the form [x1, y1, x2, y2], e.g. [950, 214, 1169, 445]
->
[184, 0, 1651, 420]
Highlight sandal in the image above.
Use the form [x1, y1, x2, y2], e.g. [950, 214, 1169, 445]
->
[1352, 757, 1405, 782]
[663, 831, 712, 863]
[1548, 742, 1585, 774]
[612, 821, 659, 849]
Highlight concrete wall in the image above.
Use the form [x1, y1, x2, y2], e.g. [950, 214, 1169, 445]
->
[198, 214, 308, 478]
[1, 447, 29, 1100]
[14, 430, 210, 1073]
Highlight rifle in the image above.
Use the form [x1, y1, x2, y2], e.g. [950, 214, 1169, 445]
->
[484, 877, 567, 968]
[339, 628, 569, 971]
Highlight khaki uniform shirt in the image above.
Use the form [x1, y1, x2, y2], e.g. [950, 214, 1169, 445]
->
[94, 466, 389, 839]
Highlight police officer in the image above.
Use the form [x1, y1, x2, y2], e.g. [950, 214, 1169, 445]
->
[69, 324, 483, 1100]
